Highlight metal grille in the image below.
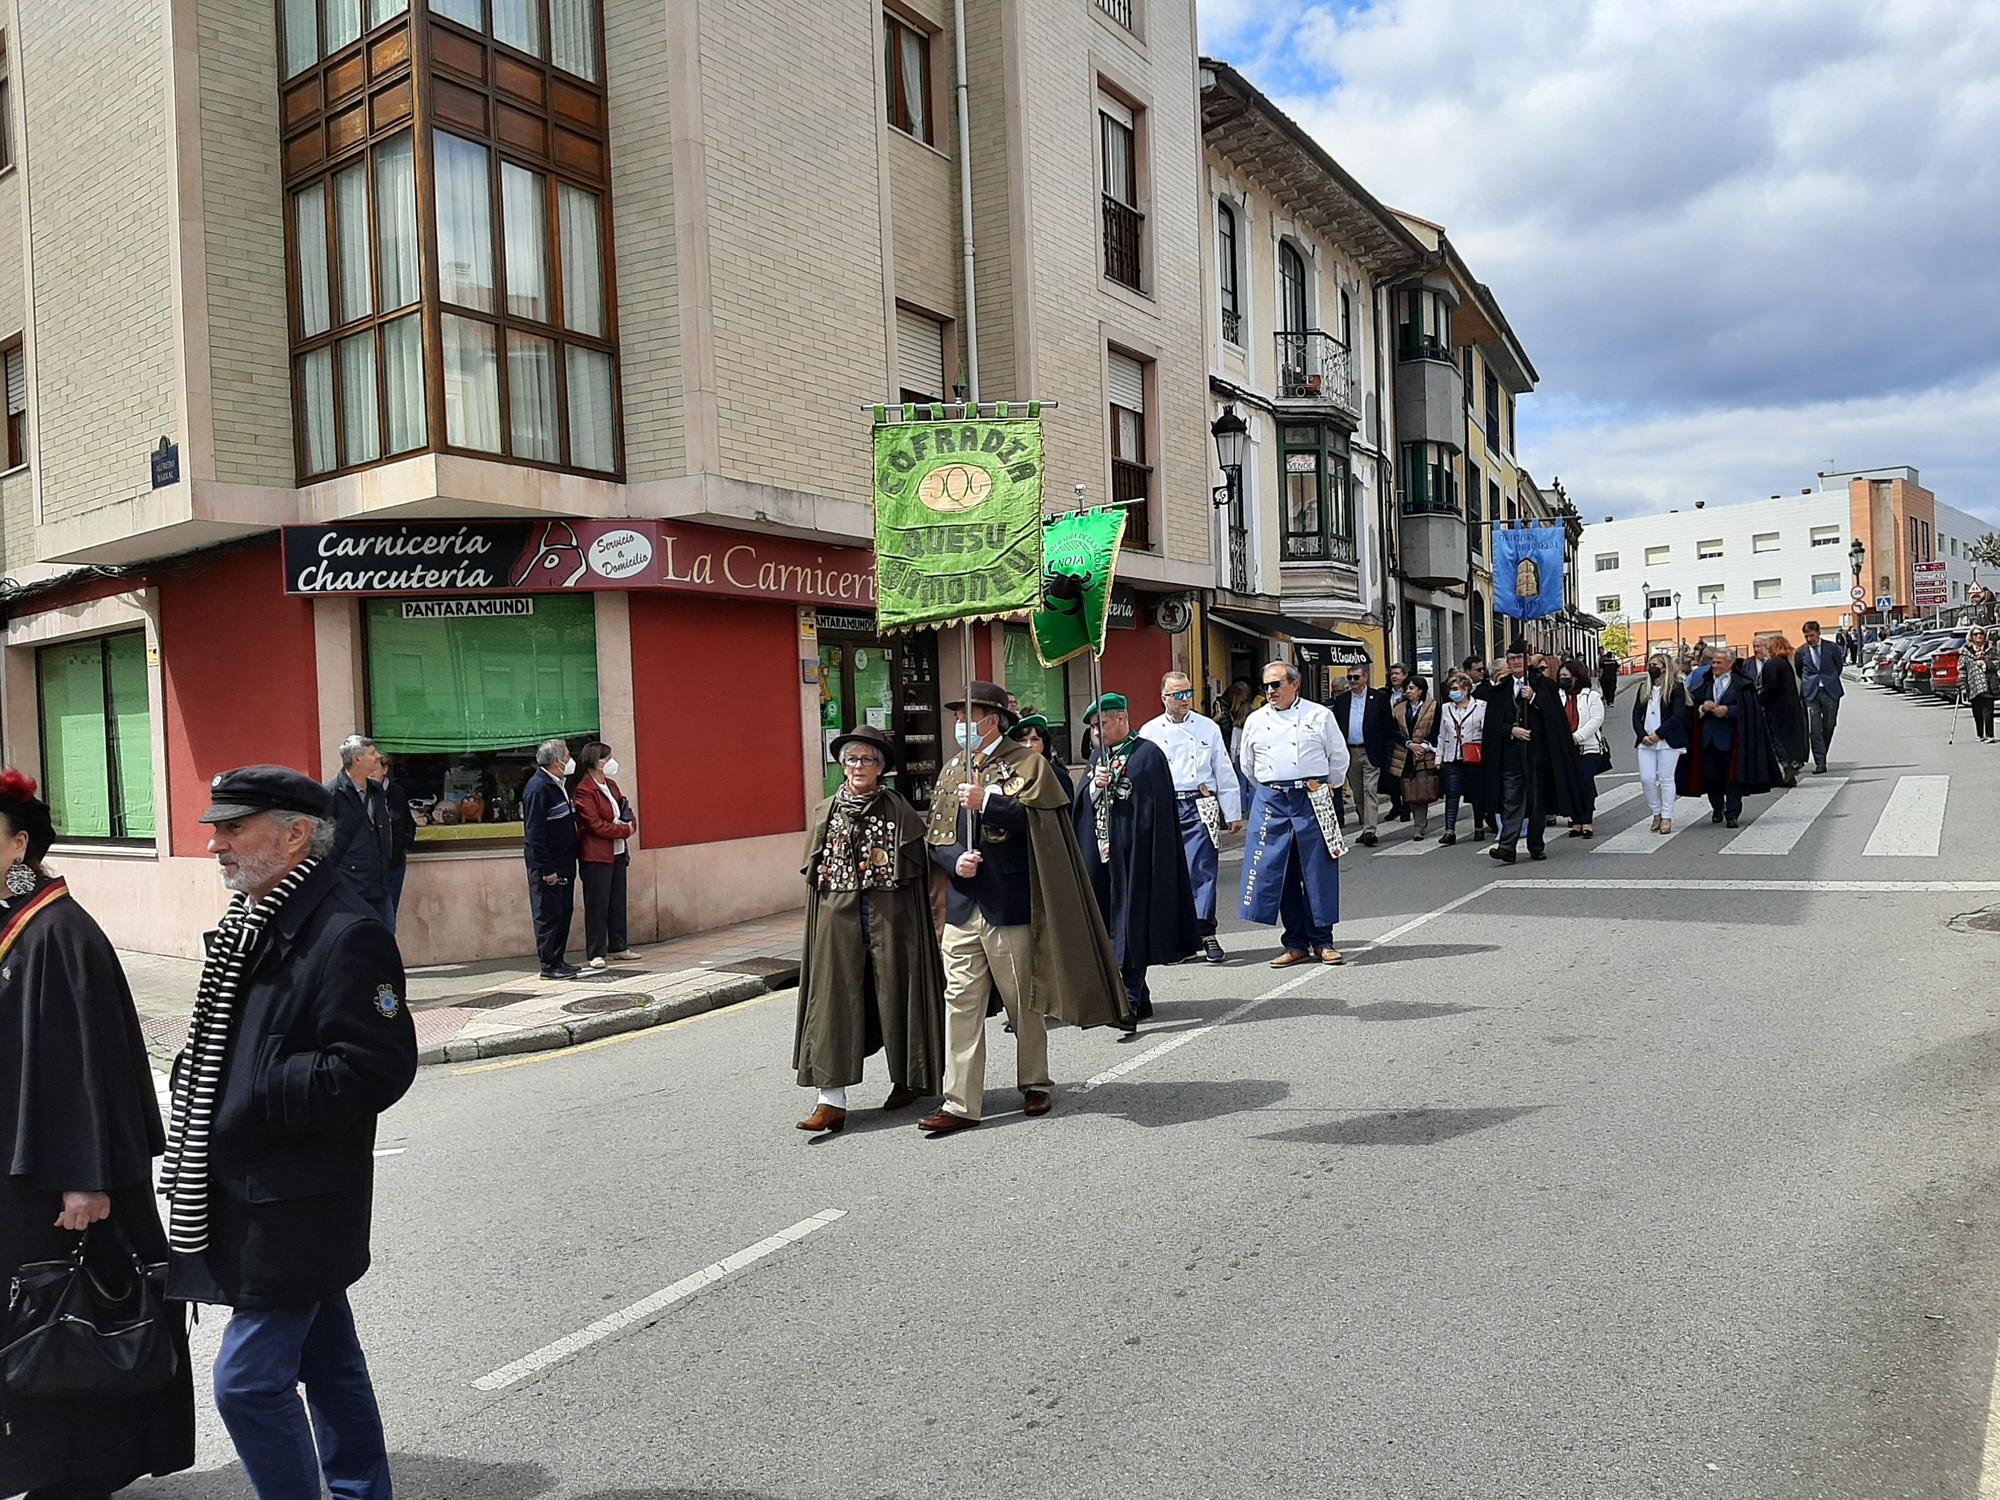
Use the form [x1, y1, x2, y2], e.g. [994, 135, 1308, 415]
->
[1096, 0, 1135, 28]
[1102, 196, 1144, 291]
[1113, 458, 1152, 549]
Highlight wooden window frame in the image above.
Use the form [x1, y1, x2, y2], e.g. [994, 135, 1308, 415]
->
[1281, 423, 1356, 562]
[1, 336, 25, 472]
[35, 631, 154, 847]
[0, 28, 13, 174]
[882, 11, 934, 146]
[1217, 200, 1241, 344]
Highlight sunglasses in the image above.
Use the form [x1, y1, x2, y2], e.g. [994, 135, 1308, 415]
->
[1166, 689, 1193, 701]
[1262, 680, 1288, 692]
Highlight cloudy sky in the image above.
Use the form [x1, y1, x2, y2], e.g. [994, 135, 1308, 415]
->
[1198, 0, 2000, 523]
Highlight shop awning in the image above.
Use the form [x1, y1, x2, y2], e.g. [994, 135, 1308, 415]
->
[1208, 606, 1372, 668]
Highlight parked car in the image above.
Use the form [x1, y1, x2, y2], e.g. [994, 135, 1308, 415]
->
[1896, 633, 1959, 693]
[1873, 639, 1915, 689]
[1921, 633, 1969, 698]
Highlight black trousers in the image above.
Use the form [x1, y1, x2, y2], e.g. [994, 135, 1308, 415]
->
[1497, 755, 1545, 855]
[529, 869, 575, 971]
[581, 854, 629, 959]
[1703, 745, 1743, 818]
[1973, 694, 1995, 740]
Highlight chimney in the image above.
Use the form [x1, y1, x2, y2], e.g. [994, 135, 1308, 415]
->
[1695, 501, 1705, 509]
[1802, 488, 1811, 495]
[1603, 515, 1612, 524]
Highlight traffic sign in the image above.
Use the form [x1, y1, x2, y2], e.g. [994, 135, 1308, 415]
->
[1913, 560, 1946, 575]
[1850, 585, 1867, 601]
[1876, 595, 1895, 611]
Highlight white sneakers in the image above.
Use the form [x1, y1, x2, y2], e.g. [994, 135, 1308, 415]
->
[588, 956, 607, 970]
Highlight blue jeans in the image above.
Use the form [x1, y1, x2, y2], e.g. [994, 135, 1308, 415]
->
[1442, 762, 1466, 830]
[213, 1293, 392, 1500]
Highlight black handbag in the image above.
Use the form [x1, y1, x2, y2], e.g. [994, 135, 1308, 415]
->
[2, 1222, 179, 1400]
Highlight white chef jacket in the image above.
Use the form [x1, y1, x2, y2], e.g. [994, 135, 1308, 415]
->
[1138, 711, 1242, 821]
[1239, 698, 1350, 787]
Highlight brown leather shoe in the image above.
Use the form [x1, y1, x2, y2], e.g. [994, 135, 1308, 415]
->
[917, 1109, 979, 1136]
[880, 1085, 919, 1112]
[1022, 1089, 1052, 1117]
[1269, 950, 1310, 969]
[1319, 948, 1344, 965]
[796, 1104, 846, 1134]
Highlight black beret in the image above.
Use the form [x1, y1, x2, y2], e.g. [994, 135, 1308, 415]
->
[198, 765, 333, 824]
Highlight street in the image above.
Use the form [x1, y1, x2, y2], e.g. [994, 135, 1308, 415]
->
[130, 684, 2000, 1500]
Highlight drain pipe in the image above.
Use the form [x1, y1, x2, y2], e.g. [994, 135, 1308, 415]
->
[953, 0, 980, 402]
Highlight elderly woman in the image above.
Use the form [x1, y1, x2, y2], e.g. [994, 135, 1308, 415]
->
[792, 726, 945, 1136]
[1962, 627, 2000, 743]
[0, 769, 194, 1497]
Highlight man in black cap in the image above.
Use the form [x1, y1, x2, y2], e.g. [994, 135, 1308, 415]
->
[162, 765, 417, 1500]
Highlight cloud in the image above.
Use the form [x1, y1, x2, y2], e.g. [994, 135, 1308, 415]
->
[1204, 0, 2000, 519]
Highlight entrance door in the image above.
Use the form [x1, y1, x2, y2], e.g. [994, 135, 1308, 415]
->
[816, 628, 942, 807]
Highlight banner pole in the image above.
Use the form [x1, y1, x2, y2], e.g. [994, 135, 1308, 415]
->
[964, 619, 979, 852]
[1088, 646, 1104, 758]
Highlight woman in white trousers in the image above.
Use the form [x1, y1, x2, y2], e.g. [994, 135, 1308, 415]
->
[1631, 653, 1691, 833]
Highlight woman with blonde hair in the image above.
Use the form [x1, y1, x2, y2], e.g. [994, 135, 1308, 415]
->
[1758, 635, 1808, 785]
[1631, 653, 1691, 833]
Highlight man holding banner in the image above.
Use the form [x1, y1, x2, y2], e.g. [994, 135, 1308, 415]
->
[1238, 661, 1349, 966]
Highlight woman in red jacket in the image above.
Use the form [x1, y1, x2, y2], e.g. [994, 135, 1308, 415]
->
[572, 742, 638, 967]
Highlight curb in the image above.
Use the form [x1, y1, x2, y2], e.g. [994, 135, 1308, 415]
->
[416, 966, 796, 1066]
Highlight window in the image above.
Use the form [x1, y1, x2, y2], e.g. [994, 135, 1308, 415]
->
[896, 306, 946, 403]
[0, 29, 13, 173]
[1399, 441, 1458, 515]
[1644, 545, 1670, 566]
[1950, 536, 1960, 557]
[1810, 525, 1840, 547]
[1277, 241, 1307, 334]
[425, 0, 600, 81]
[1467, 458, 1483, 554]
[1753, 531, 1779, 553]
[1753, 578, 1781, 600]
[1096, 0, 1135, 27]
[1645, 590, 1672, 612]
[1108, 350, 1150, 548]
[1484, 366, 1500, 444]
[2, 340, 24, 470]
[365, 593, 598, 842]
[1099, 102, 1142, 292]
[1216, 201, 1241, 345]
[1281, 423, 1355, 563]
[1698, 584, 1724, 605]
[1811, 574, 1840, 594]
[1596, 595, 1621, 615]
[281, 0, 408, 80]
[37, 632, 154, 842]
[1396, 288, 1451, 360]
[883, 13, 932, 145]
[1339, 287, 1353, 352]
[1594, 552, 1618, 571]
[1506, 393, 1516, 454]
[1921, 520, 1932, 561]
[1697, 538, 1723, 559]
[1462, 345, 1475, 396]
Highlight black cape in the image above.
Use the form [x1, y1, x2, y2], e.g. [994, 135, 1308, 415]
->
[0, 879, 194, 1493]
[1075, 737, 1199, 971]
[1758, 657, 1808, 772]
[1680, 665, 1785, 798]
[1478, 672, 1590, 820]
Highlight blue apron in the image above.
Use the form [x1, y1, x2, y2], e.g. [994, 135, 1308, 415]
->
[1175, 794, 1220, 931]
[1239, 783, 1340, 930]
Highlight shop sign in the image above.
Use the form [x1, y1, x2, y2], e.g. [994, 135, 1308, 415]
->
[282, 518, 877, 609]
[815, 610, 877, 635]
[1108, 586, 1139, 630]
[402, 597, 535, 620]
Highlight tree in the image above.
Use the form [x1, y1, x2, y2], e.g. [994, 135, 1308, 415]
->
[1600, 613, 1634, 662]
[1969, 533, 2000, 571]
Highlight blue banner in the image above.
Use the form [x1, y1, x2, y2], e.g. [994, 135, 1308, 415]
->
[1493, 522, 1566, 621]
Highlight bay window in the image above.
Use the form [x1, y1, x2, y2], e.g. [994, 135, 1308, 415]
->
[1399, 441, 1460, 514]
[1396, 287, 1452, 361]
[1281, 423, 1356, 563]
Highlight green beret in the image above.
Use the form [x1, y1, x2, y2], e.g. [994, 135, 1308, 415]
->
[1083, 693, 1129, 724]
[1007, 713, 1053, 741]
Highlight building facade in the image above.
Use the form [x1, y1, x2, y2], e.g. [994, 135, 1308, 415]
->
[1579, 467, 1975, 659]
[0, 0, 1210, 962]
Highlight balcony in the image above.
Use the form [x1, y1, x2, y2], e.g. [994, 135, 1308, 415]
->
[1102, 196, 1144, 292]
[1095, 0, 1135, 27]
[1399, 495, 1466, 587]
[1274, 331, 1358, 418]
[1112, 457, 1152, 549]
[1227, 525, 1251, 593]
[1280, 531, 1359, 566]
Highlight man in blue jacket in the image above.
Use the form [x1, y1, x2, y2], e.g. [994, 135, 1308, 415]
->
[521, 738, 581, 978]
[325, 734, 394, 929]
[1795, 619, 1846, 774]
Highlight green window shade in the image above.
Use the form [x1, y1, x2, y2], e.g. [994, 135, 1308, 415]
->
[365, 595, 599, 753]
[1003, 626, 1066, 728]
[40, 640, 111, 838]
[107, 633, 156, 838]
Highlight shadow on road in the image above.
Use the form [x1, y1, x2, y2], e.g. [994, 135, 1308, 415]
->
[1069, 1076, 1290, 1127]
[136, 1453, 802, 1500]
[1348, 941, 1499, 969]
[1256, 1103, 1546, 1147]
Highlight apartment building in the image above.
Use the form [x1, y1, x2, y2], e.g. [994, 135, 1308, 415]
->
[1579, 467, 1976, 657]
[0, 0, 1210, 963]
[1196, 58, 1424, 696]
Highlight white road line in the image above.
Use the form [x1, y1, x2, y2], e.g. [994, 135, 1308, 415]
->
[1377, 831, 1442, 857]
[1721, 777, 1847, 856]
[1502, 878, 2000, 893]
[1589, 782, 1646, 817]
[1982, 1344, 2000, 1499]
[471, 1208, 847, 1392]
[1594, 795, 1707, 853]
[1863, 774, 1950, 857]
[1380, 784, 1642, 858]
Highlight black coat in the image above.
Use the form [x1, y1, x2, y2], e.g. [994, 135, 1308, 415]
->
[1631, 680, 1692, 749]
[1075, 737, 1199, 971]
[1330, 688, 1395, 771]
[1759, 657, 1808, 767]
[1679, 666, 1785, 798]
[1479, 672, 1589, 819]
[0, 881, 194, 1493]
[521, 768, 579, 878]
[326, 773, 392, 904]
[166, 859, 416, 1310]
[384, 777, 419, 868]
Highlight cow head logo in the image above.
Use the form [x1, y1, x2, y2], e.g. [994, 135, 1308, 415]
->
[511, 522, 587, 588]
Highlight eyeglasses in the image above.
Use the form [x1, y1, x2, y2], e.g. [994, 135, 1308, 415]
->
[840, 756, 884, 768]
[1166, 689, 1193, 701]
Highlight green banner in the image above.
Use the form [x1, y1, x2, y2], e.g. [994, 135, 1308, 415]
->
[1031, 508, 1127, 667]
[872, 411, 1046, 632]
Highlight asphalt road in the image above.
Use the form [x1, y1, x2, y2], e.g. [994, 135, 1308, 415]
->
[129, 681, 2000, 1500]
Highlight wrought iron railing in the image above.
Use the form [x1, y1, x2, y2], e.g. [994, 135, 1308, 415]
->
[1228, 525, 1251, 593]
[1274, 330, 1357, 415]
[1096, 0, 1135, 27]
[1102, 195, 1144, 291]
[1221, 307, 1242, 345]
[1280, 531, 1359, 565]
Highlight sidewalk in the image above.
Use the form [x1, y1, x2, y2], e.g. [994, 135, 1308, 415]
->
[124, 908, 806, 1067]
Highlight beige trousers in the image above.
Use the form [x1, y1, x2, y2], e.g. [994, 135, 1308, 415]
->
[939, 912, 1051, 1121]
[1343, 752, 1379, 834]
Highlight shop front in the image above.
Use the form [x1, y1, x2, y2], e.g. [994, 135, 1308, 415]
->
[812, 611, 942, 807]
[1206, 605, 1370, 701]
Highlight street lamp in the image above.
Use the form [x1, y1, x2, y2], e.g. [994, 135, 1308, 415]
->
[1210, 403, 1248, 509]
[1850, 538, 1868, 634]
[1642, 578, 1653, 660]
[1673, 591, 1682, 652]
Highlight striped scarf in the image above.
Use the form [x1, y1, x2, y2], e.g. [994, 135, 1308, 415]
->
[160, 858, 319, 1254]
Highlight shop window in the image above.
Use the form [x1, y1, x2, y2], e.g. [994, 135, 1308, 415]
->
[364, 594, 599, 843]
[815, 622, 941, 807]
[37, 631, 154, 842]
[1004, 624, 1070, 760]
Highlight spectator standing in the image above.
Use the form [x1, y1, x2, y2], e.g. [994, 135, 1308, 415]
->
[1009, 713, 1074, 798]
[0, 769, 196, 1499]
[325, 735, 394, 929]
[1383, 663, 1411, 821]
[375, 753, 417, 934]
[1436, 672, 1487, 845]
[1795, 620, 1846, 774]
[1961, 628, 2000, 743]
[1388, 675, 1441, 839]
[1330, 666, 1393, 847]
[1598, 651, 1620, 704]
[165, 766, 417, 1500]
[1632, 654, 1690, 833]
[1558, 658, 1607, 839]
[522, 738, 581, 979]
[573, 741, 639, 968]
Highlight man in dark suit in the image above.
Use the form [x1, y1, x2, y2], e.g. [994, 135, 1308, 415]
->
[522, 738, 581, 978]
[1694, 646, 1748, 826]
[167, 765, 416, 1500]
[1329, 666, 1394, 846]
[325, 735, 394, 930]
[1795, 619, 1846, 774]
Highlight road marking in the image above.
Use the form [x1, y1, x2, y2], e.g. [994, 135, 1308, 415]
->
[1719, 776, 1848, 856]
[1863, 774, 1949, 857]
[1377, 831, 1443, 856]
[453, 988, 793, 1076]
[1380, 785, 1642, 857]
[471, 1208, 846, 1392]
[1594, 795, 1707, 853]
[1501, 878, 2000, 893]
[1982, 1342, 2000, 1499]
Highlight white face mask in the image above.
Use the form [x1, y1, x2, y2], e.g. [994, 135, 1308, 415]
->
[562, 758, 577, 777]
[603, 758, 621, 778]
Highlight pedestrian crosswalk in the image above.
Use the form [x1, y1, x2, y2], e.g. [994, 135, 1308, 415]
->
[1362, 771, 1964, 862]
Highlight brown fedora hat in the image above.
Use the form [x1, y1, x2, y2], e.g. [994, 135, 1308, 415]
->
[829, 723, 897, 769]
[942, 679, 1018, 728]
